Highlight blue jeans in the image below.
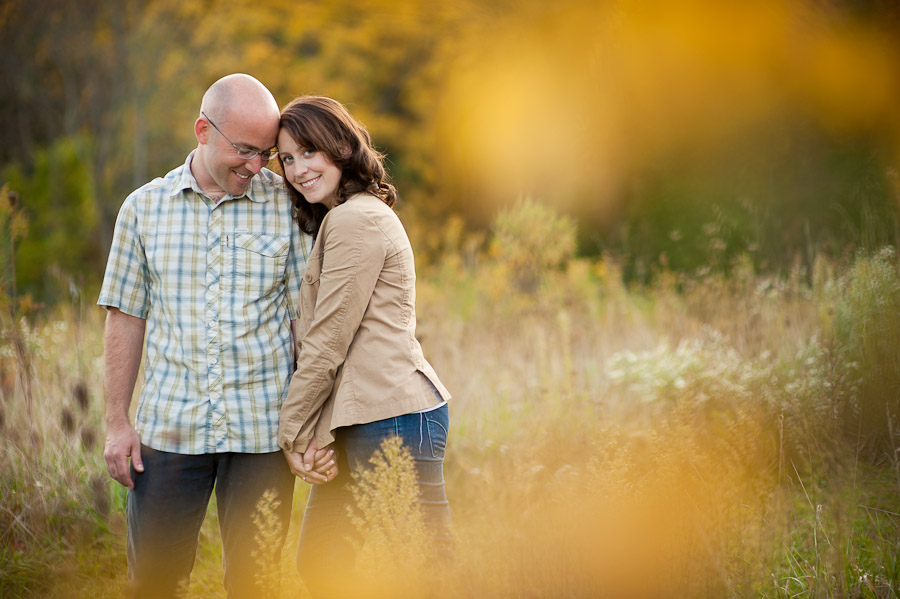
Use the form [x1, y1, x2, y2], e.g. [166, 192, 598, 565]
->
[296, 405, 452, 598]
[126, 447, 294, 599]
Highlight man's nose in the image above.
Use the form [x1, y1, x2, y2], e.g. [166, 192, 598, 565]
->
[246, 154, 264, 174]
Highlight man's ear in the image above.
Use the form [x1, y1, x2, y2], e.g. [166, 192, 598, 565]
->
[195, 117, 211, 144]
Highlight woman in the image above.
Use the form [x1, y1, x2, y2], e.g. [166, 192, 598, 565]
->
[277, 96, 452, 596]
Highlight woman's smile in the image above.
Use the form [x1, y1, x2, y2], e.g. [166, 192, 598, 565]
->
[300, 175, 321, 189]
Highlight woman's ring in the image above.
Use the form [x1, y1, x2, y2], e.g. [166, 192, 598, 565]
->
[302, 475, 307, 481]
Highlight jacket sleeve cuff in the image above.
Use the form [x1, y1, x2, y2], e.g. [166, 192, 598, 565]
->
[278, 410, 320, 453]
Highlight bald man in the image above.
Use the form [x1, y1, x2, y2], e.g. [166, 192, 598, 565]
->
[99, 74, 325, 598]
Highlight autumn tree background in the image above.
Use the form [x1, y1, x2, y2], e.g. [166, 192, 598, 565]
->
[2, 0, 899, 307]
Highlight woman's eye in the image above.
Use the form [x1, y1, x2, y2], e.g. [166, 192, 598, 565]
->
[282, 155, 293, 164]
[303, 149, 315, 157]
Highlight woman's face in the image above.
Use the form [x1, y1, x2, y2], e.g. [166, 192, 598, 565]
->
[277, 128, 342, 209]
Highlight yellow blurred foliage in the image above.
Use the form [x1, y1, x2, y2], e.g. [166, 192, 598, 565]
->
[436, 0, 900, 218]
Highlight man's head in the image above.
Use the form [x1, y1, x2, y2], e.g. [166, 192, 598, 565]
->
[192, 74, 280, 200]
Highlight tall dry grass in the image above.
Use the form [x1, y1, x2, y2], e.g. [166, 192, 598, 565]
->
[0, 304, 123, 598]
[2, 201, 899, 598]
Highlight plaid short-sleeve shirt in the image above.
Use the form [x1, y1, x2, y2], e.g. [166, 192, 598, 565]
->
[98, 152, 310, 454]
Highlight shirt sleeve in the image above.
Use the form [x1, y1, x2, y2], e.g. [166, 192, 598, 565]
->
[278, 206, 386, 452]
[97, 196, 150, 318]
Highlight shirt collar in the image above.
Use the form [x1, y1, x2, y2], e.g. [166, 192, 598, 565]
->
[170, 150, 271, 204]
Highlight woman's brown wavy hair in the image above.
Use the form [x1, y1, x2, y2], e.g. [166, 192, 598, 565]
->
[279, 96, 397, 237]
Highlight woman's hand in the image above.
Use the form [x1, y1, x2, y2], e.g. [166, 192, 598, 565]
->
[304, 439, 339, 484]
[282, 439, 338, 484]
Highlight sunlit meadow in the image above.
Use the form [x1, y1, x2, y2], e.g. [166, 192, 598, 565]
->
[2, 199, 899, 597]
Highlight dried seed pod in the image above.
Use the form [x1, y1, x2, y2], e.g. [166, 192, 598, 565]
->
[61, 407, 76, 435]
[81, 427, 97, 451]
[73, 381, 90, 412]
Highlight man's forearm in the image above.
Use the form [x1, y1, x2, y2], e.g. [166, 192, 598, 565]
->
[103, 308, 146, 426]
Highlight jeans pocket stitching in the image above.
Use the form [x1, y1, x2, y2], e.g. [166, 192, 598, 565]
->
[424, 416, 448, 459]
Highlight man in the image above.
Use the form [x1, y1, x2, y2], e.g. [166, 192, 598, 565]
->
[99, 73, 333, 598]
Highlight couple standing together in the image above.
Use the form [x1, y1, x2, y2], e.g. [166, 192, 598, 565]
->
[99, 73, 452, 598]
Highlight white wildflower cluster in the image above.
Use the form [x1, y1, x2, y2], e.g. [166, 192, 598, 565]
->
[605, 330, 858, 431]
[780, 336, 857, 420]
[0, 336, 15, 359]
[754, 277, 790, 299]
[605, 331, 773, 410]
[0, 317, 49, 361]
[15, 316, 49, 361]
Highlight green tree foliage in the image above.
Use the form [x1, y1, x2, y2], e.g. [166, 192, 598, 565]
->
[0, 0, 149, 247]
[0, 185, 28, 314]
[1, 137, 100, 306]
[616, 131, 898, 282]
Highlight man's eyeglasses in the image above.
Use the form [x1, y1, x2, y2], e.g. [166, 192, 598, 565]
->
[201, 111, 278, 161]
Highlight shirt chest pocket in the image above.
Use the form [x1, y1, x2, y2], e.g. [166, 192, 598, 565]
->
[228, 233, 289, 298]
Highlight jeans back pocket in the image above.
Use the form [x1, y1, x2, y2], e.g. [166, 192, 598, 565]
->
[423, 405, 449, 459]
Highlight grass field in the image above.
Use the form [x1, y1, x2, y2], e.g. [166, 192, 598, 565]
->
[2, 209, 899, 598]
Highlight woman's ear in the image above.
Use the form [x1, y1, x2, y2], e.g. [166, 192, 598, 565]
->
[339, 143, 352, 159]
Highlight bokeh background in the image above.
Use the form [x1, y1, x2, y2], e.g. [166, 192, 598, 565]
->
[2, 0, 900, 304]
[2, 1, 900, 597]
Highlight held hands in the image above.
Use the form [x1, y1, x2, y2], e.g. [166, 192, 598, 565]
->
[104, 420, 144, 489]
[282, 438, 338, 485]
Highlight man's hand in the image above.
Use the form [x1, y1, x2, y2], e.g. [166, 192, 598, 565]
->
[104, 420, 144, 489]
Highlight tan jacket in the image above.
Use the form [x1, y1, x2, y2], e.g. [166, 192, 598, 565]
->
[278, 194, 450, 453]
